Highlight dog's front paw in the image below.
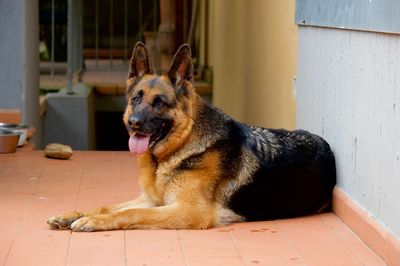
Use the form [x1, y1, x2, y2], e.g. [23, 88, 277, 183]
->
[47, 211, 82, 230]
[70, 214, 113, 232]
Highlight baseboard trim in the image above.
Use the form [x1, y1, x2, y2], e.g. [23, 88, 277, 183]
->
[333, 187, 400, 265]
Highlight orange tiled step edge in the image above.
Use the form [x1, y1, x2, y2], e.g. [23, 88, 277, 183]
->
[333, 187, 400, 265]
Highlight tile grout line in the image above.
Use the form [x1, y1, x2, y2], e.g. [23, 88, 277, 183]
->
[228, 229, 248, 266]
[124, 231, 128, 266]
[320, 214, 384, 265]
[273, 220, 307, 266]
[177, 230, 189, 266]
[65, 160, 84, 266]
[121, 155, 128, 266]
[2, 162, 48, 266]
[64, 231, 73, 266]
[318, 215, 363, 265]
[72, 160, 84, 212]
[2, 201, 32, 266]
[119, 153, 124, 200]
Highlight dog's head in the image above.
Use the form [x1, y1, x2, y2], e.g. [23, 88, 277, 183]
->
[123, 42, 196, 158]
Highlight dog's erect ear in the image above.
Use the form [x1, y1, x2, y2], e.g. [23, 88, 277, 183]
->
[167, 44, 193, 86]
[128, 42, 153, 80]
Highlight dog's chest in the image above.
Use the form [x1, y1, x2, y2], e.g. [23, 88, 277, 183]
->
[151, 159, 182, 204]
[146, 147, 202, 205]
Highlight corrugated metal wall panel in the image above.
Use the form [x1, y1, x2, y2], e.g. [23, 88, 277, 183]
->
[295, 0, 400, 34]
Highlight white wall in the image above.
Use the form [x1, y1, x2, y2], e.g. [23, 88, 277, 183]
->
[296, 26, 400, 238]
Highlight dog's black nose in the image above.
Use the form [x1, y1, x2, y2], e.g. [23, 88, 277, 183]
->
[128, 115, 144, 129]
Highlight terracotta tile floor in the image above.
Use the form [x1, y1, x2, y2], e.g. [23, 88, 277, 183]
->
[0, 150, 385, 266]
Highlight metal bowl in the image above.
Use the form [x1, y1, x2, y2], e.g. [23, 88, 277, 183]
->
[0, 130, 22, 153]
[0, 123, 29, 146]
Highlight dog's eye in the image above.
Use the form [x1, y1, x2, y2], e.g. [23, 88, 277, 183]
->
[152, 96, 166, 108]
[131, 90, 143, 105]
[132, 96, 140, 105]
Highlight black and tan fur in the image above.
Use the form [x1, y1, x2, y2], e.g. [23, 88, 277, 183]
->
[47, 42, 336, 231]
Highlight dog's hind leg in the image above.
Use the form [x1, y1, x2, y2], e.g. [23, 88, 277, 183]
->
[47, 193, 154, 230]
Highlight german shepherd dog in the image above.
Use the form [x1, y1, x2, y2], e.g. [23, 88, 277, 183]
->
[47, 42, 336, 231]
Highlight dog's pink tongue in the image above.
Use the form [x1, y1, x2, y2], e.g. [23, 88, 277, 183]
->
[129, 135, 150, 155]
